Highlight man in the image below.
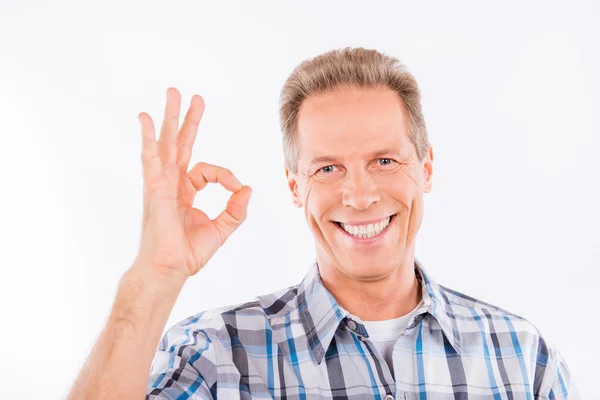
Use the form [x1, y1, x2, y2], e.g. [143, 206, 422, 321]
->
[67, 48, 579, 399]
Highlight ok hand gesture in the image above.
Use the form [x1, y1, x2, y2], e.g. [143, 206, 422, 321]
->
[134, 88, 252, 284]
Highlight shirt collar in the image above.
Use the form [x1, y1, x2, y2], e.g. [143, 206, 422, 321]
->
[297, 257, 463, 365]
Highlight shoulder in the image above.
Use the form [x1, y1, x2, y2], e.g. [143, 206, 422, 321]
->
[169, 282, 302, 337]
[437, 283, 552, 353]
[155, 282, 301, 376]
[439, 283, 537, 328]
[435, 283, 569, 376]
[437, 284, 577, 396]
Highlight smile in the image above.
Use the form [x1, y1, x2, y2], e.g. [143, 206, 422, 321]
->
[334, 215, 395, 239]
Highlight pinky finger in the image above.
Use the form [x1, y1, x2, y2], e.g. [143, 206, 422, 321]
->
[139, 112, 162, 183]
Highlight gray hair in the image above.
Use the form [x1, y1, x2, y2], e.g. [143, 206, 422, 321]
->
[279, 47, 429, 173]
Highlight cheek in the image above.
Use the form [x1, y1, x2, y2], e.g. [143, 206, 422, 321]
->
[384, 176, 420, 211]
[305, 184, 339, 221]
[303, 186, 331, 240]
[303, 184, 323, 226]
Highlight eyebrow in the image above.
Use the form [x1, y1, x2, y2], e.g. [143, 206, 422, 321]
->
[308, 147, 405, 167]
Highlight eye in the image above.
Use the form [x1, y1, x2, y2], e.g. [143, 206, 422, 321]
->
[318, 165, 336, 174]
[377, 158, 394, 166]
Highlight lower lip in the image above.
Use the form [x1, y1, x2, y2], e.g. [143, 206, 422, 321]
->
[334, 215, 396, 244]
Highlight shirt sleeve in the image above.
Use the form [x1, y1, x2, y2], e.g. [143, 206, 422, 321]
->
[535, 343, 581, 400]
[146, 322, 218, 400]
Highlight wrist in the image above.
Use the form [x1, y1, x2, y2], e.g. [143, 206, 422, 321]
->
[124, 262, 186, 300]
[129, 257, 187, 288]
[110, 264, 184, 331]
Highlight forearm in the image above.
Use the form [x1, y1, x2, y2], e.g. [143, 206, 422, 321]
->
[66, 264, 185, 400]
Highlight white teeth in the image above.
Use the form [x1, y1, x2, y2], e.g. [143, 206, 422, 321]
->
[340, 216, 392, 238]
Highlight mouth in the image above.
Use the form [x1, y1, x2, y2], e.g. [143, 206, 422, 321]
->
[333, 214, 396, 240]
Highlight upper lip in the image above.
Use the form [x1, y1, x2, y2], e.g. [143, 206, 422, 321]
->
[334, 214, 395, 226]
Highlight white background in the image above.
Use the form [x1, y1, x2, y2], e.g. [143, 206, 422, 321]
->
[1, 1, 598, 398]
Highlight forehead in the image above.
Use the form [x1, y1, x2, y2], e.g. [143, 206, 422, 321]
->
[296, 86, 412, 160]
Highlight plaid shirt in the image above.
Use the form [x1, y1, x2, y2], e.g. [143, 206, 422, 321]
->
[147, 259, 579, 399]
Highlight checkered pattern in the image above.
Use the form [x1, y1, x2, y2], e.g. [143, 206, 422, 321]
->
[146, 259, 579, 399]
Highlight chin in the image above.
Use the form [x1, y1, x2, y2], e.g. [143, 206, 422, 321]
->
[337, 252, 402, 279]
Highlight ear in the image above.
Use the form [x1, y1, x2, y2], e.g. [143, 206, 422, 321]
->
[285, 168, 303, 208]
[423, 144, 434, 193]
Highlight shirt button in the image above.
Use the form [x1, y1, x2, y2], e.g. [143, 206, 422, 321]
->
[346, 320, 357, 330]
[385, 395, 394, 400]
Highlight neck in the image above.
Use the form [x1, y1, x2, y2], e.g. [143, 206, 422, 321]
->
[317, 249, 422, 322]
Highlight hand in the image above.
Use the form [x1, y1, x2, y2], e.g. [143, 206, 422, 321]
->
[133, 87, 252, 284]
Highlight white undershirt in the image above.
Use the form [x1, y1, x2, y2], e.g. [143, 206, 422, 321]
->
[341, 300, 423, 376]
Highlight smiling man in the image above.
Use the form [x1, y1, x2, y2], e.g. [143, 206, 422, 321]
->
[286, 84, 428, 328]
[67, 48, 579, 399]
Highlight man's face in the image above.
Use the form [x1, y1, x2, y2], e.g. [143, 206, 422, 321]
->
[286, 86, 433, 281]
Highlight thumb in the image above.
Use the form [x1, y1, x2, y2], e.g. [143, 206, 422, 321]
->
[213, 185, 253, 243]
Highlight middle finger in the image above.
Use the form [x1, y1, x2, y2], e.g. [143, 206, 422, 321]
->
[177, 94, 205, 171]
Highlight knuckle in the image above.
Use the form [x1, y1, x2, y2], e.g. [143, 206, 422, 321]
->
[179, 142, 193, 152]
[217, 229, 226, 247]
[158, 139, 177, 146]
[222, 168, 234, 179]
[235, 212, 247, 224]
[228, 204, 246, 223]
[212, 220, 227, 246]
[165, 113, 179, 122]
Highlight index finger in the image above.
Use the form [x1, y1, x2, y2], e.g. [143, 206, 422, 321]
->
[158, 88, 182, 165]
[188, 162, 244, 193]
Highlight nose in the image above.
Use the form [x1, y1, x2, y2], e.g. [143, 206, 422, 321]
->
[341, 169, 381, 211]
